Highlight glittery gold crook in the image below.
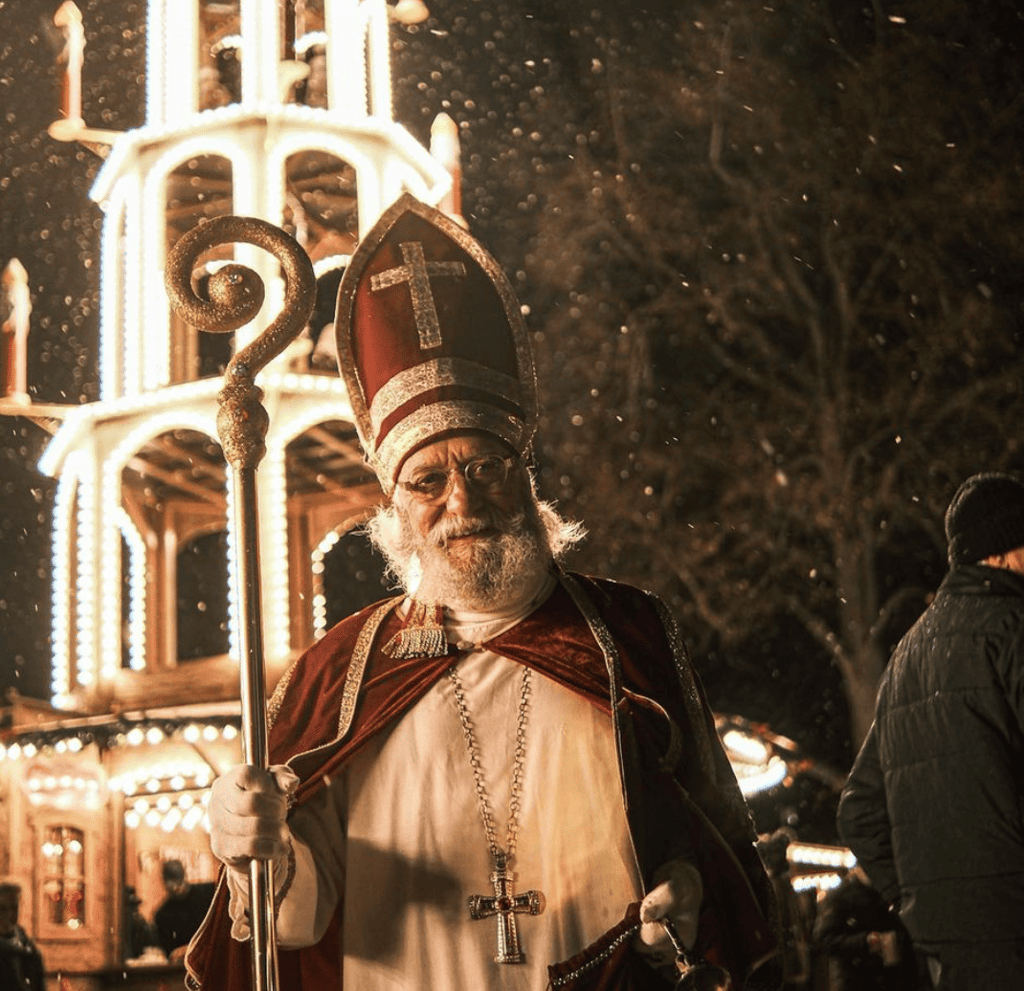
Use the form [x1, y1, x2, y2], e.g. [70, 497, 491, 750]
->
[164, 215, 317, 469]
[164, 216, 316, 991]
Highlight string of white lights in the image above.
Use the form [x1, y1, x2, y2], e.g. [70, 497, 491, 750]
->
[49, 457, 80, 704]
[74, 455, 98, 690]
[0, 718, 239, 762]
[116, 508, 148, 672]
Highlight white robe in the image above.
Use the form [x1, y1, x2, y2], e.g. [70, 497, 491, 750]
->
[231, 578, 643, 989]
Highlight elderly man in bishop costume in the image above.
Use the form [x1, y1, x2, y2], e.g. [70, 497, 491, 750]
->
[187, 196, 779, 990]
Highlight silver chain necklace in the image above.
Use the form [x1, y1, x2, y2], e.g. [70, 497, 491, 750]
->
[447, 663, 545, 964]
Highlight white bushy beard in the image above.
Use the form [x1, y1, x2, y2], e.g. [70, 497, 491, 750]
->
[365, 492, 584, 611]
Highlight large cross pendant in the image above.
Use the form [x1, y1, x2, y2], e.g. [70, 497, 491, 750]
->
[468, 852, 544, 964]
[369, 241, 466, 350]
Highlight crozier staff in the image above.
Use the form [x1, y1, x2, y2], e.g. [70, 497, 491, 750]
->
[187, 195, 779, 990]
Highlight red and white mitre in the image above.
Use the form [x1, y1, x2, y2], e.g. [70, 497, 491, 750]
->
[334, 194, 538, 492]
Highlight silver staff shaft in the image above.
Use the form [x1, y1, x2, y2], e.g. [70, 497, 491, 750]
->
[233, 465, 279, 991]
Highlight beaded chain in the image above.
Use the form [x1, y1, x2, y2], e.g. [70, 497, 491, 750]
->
[446, 664, 533, 862]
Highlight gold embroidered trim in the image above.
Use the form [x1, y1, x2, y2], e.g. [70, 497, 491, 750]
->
[384, 624, 448, 659]
[368, 356, 523, 436]
[383, 601, 449, 659]
[376, 400, 527, 486]
[337, 598, 402, 740]
[648, 591, 716, 779]
[558, 573, 624, 704]
[267, 660, 297, 731]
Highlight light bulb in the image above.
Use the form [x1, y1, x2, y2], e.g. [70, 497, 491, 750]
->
[391, 0, 429, 25]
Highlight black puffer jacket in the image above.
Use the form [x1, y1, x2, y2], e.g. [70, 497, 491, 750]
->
[837, 564, 1024, 952]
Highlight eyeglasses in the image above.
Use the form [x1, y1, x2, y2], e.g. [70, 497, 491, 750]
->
[397, 454, 518, 504]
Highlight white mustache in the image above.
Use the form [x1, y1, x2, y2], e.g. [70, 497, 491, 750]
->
[428, 512, 520, 547]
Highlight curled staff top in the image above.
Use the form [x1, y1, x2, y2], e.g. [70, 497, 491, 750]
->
[164, 216, 317, 469]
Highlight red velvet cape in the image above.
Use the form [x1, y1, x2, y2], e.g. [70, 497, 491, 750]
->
[185, 574, 778, 990]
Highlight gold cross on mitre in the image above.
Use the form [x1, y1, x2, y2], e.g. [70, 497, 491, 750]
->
[369, 241, 466, 349]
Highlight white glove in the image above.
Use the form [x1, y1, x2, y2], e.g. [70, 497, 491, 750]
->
[634, 858, 703, 969]
[209, 764, 298, 874]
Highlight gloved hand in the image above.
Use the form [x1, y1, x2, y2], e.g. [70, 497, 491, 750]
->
[209, 764, 298, 874]
[634, 858, 703, 969]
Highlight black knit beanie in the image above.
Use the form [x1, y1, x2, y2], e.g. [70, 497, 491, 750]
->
[944, 472, 1024, 566]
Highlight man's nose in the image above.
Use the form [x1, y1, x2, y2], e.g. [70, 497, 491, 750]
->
[444, 470, 481, 514]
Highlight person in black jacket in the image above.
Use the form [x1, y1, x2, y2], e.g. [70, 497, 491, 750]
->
[153, 860, 216, 961]
[0, 881, 45, 991]
[837, 472, 1024, 990]
[124, 885, 158, 959]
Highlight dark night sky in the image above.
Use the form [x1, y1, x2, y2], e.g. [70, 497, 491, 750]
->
[2, 1, 164, 701]
[1, 2, 123, 700]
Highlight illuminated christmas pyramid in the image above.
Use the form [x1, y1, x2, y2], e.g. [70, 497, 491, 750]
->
[41, 0, 457, 712]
